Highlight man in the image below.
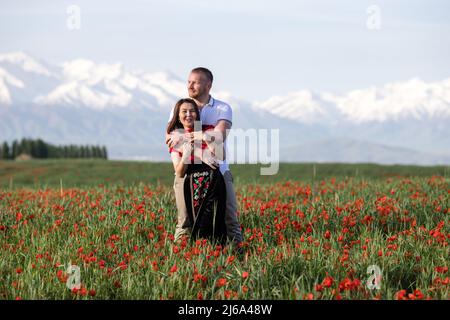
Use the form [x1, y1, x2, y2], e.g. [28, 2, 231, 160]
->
[166, 67, 243, 249]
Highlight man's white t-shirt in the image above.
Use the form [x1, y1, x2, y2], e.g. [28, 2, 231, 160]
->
[168, 96, 231, 174]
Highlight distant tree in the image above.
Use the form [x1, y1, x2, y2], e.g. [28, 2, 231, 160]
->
[20, 138, 32, 156]
[1, 142, 10, 159]
[36, 139, 48, 158]
[2, 138, 108, 160]
[12, 140, 19, 159]
[102, 146, 108, 159]
[92, 146, 97, 158]
[47, 144, 56, 158]
[30, 140, 37, 158]
[80, 146, 86, 158]
[69, 145, 78, 158]
[95, 146, 102, 158]
[85, 145, 92, 158]
[63, 146, 69, 158]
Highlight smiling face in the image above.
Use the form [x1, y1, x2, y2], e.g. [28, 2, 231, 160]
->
[187, 71, 211, 100]
[178, 102, 198, 129]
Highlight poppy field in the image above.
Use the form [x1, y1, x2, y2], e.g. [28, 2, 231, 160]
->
[0, 164, 449, 300]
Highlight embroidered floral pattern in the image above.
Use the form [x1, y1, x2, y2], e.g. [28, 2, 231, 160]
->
[192, 171, 211, 215]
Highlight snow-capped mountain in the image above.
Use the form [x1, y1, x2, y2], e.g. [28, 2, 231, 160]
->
[0, 51, 449, 165]
[254, 78, 450, 123]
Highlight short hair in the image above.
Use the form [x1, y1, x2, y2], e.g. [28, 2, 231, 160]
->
[191, 67, 213, 83]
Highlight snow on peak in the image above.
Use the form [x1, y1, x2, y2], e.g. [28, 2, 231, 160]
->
[329, 77, 450, 122]
[254, 78, 450, 124]
[0, 67, 25, 105]
[39, 62, 185, 109]
[140, 71, 186, 97]
[62, 59, 123, 84]
[35, 81, 132, 109]
[2, 52, 449, 122]
[0, 52, 52, 76]
[254, 90, 329, 123]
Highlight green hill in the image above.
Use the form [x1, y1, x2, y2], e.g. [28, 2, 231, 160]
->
[0, 159, 448, 189]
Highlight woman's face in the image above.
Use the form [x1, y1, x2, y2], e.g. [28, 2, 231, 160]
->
[179, 102, 197, 128]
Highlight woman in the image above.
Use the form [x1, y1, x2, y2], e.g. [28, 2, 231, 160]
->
[166, 98, 227, 245]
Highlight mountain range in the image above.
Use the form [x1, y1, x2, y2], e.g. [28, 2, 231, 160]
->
[0, 52, 449, 165]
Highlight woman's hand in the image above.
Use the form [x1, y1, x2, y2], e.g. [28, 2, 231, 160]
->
[181, 142, 193, 162]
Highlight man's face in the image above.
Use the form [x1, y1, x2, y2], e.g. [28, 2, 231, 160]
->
[187, 72, 211, 99]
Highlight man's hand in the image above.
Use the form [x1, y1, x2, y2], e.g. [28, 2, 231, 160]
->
[203, 155, 219, 170]
[166, 131, 184, 148]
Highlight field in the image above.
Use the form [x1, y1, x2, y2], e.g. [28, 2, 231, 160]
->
[0, 160, 449, 300]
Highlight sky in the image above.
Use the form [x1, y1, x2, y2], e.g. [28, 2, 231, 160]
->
[1, 0, 449, 101]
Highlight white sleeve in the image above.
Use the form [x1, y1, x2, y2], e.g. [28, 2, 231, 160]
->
[168, 107, 174, 123]
[217, 103, 232, 125]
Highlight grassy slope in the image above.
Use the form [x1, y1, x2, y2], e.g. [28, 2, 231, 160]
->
[0, 159, 449, 189]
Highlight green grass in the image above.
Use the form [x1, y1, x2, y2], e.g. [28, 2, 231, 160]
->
[1, 159, 449, 189]
[0, 160, 449, 300]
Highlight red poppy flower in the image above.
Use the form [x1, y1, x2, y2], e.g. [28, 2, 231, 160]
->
[396, 290, 407, 300]
[216, 278, 227, 288]
[304, 293, 314, 300]
[322, 275, 334, 288]
[435, 266, 448, 274]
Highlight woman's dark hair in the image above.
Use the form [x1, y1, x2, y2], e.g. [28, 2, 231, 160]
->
[166, 98, 200, 134]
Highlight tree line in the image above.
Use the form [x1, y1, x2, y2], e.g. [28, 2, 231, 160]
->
[0, 138, 108, 160]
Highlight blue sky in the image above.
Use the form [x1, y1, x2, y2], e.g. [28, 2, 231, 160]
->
[1, 0, 449, 100]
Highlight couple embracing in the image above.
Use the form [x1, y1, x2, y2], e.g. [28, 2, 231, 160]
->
[165, 67, 243, 252]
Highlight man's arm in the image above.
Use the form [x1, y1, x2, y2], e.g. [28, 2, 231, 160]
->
[201, 119, 230, 162]
[214, 119, 232, 142]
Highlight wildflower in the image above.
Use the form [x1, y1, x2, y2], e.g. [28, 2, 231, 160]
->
[216, 278, 227, 288]
[435, 266, 448, 274]
[396, 290, 407, 300]
[224, 290, 232, 299]
[322, 275, 334, 288]
[304, 293, 314, 300]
